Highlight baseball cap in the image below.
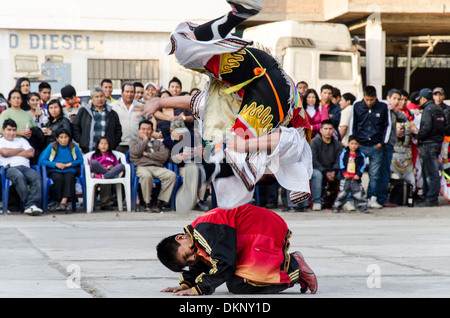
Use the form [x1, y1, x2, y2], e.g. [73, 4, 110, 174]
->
[433, 87, 445, 95]
[410, 91, 420, 104]
[419, 88, 433, 101]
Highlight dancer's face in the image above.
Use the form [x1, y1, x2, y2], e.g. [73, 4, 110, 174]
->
[175, 234, 199, 267]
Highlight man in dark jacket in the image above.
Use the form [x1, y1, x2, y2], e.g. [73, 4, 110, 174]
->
[349, 85, 390, 209]
[417, 88, 446, 207]
[72, 87, 122, 210]
[72, 87, 122, 154]
[310, 120, 342, 210]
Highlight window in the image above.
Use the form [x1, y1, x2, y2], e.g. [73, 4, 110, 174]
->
[87, 59, 159, 89]
[319, 54, 353, 80]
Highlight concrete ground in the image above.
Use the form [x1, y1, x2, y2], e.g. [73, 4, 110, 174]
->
[0, 199, 450, 300]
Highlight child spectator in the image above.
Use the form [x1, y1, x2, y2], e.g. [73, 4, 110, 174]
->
[27, 92, 49, 128]
[89, 137, 125, 179]
[43, 99, 73, 146]
[333, 135, 368, 213]
[61, 85, 83, 122]
[38, 128, 83, 212]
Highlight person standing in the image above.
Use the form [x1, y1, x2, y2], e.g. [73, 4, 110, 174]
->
[349, 85, 391, 209]
[111, 82, 143, 154]
[416, 88, 446, 207]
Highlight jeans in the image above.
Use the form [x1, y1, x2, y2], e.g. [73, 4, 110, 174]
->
[311, 169, 323, 204]
[419, 143, 441, 204]
[377, 144, 394, 204]
[359, 145, 383, 200]
[5, 165, 42, 209]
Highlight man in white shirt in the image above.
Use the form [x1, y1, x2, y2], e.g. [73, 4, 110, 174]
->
[112, 82, 147, 154]
[0, 119, 42, 215]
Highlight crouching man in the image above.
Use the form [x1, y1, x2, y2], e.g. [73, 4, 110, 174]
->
[157, 204, 317, 295]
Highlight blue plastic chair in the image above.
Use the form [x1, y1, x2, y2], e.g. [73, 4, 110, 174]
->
[126, 152, 178, 211]
[1, 165, 41, 214]
[40, 164, 86, 213]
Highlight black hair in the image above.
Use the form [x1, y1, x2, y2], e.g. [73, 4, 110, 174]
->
[27, 92, 41, 102]
[158, 90, 172, 98]
[2, 118, 17, 129]
[387, 88, 401, 98]
[400, 89, 409, 98]
[55, 127, 72, 140]
[7, 89, 22, 106]
[321, 119, 333, 128]
[156, 234, 185, 272]
[304, 88, 320, 108]
[139, 119, 154, 130]
[121, 82, 134, 92]
[363, 85, 377, 97]
[133, 82, 144, 89]
[100, 79, 113, 86]
[348, 135, 360, 144]
[14, 77, 30, 92]
[93, 137, 113, 158]
[342, 93, 356, 105]
[296, 81, 308, 86]
[169, 77, 182, 90]
[332, 87, 341, 98]
[38, 81, 51, 91]
[189, 88, 200, 95]
[47, 99, 64, 122]
[320, 84, 333, 92]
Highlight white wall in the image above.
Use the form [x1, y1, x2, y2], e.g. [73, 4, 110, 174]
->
[0, 0, 229, 94]
[0, 0, 229, 32]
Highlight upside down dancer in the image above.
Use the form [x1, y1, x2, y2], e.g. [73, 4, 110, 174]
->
[137, 0, 313, 211]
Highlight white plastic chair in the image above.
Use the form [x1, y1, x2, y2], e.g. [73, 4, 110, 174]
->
[83, 151, 132, 213]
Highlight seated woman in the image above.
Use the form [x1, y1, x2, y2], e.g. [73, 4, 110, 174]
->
[38, 128, 83, 211]
[43, 99, 73, 147]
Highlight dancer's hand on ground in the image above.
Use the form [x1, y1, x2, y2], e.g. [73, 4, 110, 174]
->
[161, 285, 190, 294]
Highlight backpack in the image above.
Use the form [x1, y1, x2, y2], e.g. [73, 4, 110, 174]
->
[388, 179, 413, 206]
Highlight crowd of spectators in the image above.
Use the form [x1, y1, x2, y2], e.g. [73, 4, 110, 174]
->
[0, 77, 202, 215]
[0, 75, 448, 215]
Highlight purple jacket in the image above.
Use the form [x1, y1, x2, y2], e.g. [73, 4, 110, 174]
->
[90, 152, 119, 168]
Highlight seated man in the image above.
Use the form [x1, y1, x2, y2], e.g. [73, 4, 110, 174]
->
[162, 119, 209, 212]
[157, 204, 317, 295]
[129, 120, 176, 213]
[311, 120, 342, 210]
[0, 119, 42, 215]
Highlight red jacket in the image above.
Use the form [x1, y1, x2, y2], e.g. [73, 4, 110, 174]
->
[180, 204, 292, 295]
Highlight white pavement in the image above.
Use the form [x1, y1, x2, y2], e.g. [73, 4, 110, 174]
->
[0, 202, 450, 300]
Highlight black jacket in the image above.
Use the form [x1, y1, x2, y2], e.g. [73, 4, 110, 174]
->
[311, 133, 342, 173]
[72, 103, 122, 153]
[350, 99, 390, 146]
[417, 100, 446, 144]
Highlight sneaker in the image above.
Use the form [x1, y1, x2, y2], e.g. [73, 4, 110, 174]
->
[176, 164, 199, 214]
[227, 0, 263, 18]
[332, 207, 340, 213]
[343, 201, 356, 211]
[312, 203, 321, 211]
[383, 202, 398, 208]
[368, 196, 382, 209]
[24, 205, 43, 216]
[144, 203, 152, 212]
[291, 251, 318, 294]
